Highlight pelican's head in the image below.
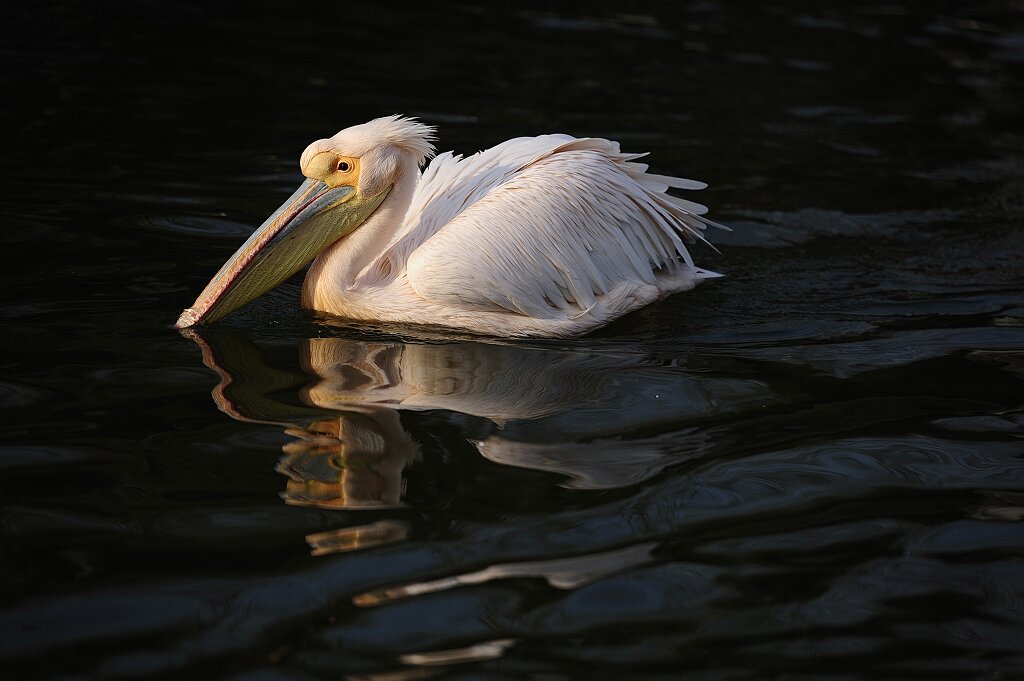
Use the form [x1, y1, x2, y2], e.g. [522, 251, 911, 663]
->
[175, 115, 436, 328]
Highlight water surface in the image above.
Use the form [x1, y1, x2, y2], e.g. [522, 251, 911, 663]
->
[2, 2, 1024, 679]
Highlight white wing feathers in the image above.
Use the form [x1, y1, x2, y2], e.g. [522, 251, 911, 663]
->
[365, 135, 722, 319]
[369, 135, 575, 273]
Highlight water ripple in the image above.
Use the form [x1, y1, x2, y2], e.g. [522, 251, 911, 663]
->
[5, 2, 1024, 679]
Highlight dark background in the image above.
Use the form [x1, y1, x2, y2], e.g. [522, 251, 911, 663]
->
[2, 2, 1024, 680]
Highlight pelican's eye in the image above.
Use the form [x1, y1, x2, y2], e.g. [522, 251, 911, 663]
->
[337, 161, 351, 172]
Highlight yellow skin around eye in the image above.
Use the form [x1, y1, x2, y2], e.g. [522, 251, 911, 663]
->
[305, 152, 361, 189]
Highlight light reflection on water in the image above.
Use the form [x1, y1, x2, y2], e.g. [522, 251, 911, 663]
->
[3, 1, 1024, 679]
[186, 327, 771, 519]
[145, 322, 1024, 676]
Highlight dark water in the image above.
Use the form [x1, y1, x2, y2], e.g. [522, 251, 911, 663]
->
[3, 2, 1024, 679]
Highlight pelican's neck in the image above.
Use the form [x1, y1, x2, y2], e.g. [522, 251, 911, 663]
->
[303, 158, 419, 308]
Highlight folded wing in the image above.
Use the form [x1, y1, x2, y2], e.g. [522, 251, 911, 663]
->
[387, 136, 720, 318]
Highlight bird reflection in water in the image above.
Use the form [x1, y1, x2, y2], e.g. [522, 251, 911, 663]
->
[182, 327, 770, 558]
[279, 411, 414, 555]
[279, 411, 411, 510]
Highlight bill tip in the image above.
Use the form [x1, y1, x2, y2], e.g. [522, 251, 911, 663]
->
[174, 308, 201, 329]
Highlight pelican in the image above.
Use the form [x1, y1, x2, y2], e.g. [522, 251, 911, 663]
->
[176, 115, 726, 337]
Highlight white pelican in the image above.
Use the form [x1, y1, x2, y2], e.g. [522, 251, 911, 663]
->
[176, 115, 725, 337]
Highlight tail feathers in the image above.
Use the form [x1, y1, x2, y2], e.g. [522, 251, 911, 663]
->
[695, 268, 724, 280]
[643, 173, 708, 191]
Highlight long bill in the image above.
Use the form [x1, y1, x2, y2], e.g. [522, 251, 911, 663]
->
[175, 179, 389, 328]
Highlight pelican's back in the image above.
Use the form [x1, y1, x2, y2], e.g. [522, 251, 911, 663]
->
[393, 135, 721, 322]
